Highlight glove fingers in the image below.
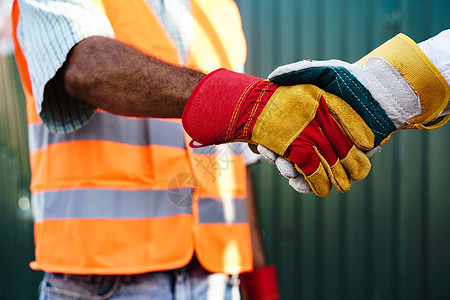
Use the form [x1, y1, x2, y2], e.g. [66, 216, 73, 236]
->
[294, 162, 331, 197]
[286, 144, 331, 196]
[323, 92, 375, 150]
[255, 144, 315, 194]
[288, 141, 350, 196]
[315, 96, 372, 182]
[257, 145, 278, 164]
[256, 144, 313, 193]
[275, 156, 299, 179]
[313, 146, 351, 194]
[285, 122, 339, 197]
[340, 145, 371, 181]
[315, 96, 355, 156]
[289, 175, 313, 194]
[258, 144, 312, 193]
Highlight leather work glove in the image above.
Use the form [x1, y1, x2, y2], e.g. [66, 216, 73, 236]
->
[269, 33, 450, 149]
[247, 142, 314, 194]
[182, 68, 374, 196]
[254, 144, 314, 193]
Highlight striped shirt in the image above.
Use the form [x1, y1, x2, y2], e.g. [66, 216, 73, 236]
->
[17, 0, 114, 133]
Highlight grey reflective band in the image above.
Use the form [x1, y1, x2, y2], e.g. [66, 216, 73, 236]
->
[28, 113, 186, 152]
[32, 188, 193, 221]
[32, 189, 248, 225]
[198, 197, 248, 224]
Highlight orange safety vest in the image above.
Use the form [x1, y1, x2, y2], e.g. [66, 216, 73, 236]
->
[12, 0, 252, 275]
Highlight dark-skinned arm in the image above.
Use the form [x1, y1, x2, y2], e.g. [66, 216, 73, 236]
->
[60, 36, 204, 118]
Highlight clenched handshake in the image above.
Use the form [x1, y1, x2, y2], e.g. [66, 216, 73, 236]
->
[182, 34, 450, 196]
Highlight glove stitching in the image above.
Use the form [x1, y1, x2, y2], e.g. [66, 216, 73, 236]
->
[297, 158, 327, 196]
[331, 160, 351, 192]
[366, 60, 414, 118]
[281, 92, 323, 152]
[283, 90, 319, 152]
[375, 61, 420, 123]
[243, 82, 274, 139]
[334, 67, 390, 132]
[366, 67, 405, 126]
[328, 112, 359, 150]
[226, 79, 262, 141]
[331, 67, 390, 137]
[314, 145, 350, 193]
[226, 80, 257, 140]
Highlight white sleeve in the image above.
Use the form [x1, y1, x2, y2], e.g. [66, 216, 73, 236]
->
[418, 30, 450, 116]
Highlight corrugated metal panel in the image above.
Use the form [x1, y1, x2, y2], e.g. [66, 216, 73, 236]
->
[0, 55, 42, 299]
[235, 0, 450, 299]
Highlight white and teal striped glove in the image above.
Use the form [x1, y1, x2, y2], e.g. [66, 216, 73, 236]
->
[269, 33, 450, 149]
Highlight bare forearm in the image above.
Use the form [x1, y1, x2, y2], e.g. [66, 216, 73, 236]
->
[62, 36, 205, 118]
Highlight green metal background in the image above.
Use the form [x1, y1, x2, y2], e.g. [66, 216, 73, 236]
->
[235, 0, 450, 299]
[1, 0, 450, 299]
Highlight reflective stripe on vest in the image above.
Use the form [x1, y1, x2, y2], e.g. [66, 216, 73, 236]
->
[12, 0, 252, 274]
[28, 114, 186, 152]
[32, 189, 247, 224]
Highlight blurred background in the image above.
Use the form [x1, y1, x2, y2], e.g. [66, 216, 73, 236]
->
[1, 0, 450, 299]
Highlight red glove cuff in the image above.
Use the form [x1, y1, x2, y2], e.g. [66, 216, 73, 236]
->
[240, 265, 280, 300]
[182, 68, 259, 145]
[182, 68, 276, 147]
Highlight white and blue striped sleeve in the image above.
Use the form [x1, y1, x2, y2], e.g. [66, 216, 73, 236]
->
[16, 0, 115, 133]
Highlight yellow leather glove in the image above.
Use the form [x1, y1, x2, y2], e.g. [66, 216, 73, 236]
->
[182, 69, 373, 196]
